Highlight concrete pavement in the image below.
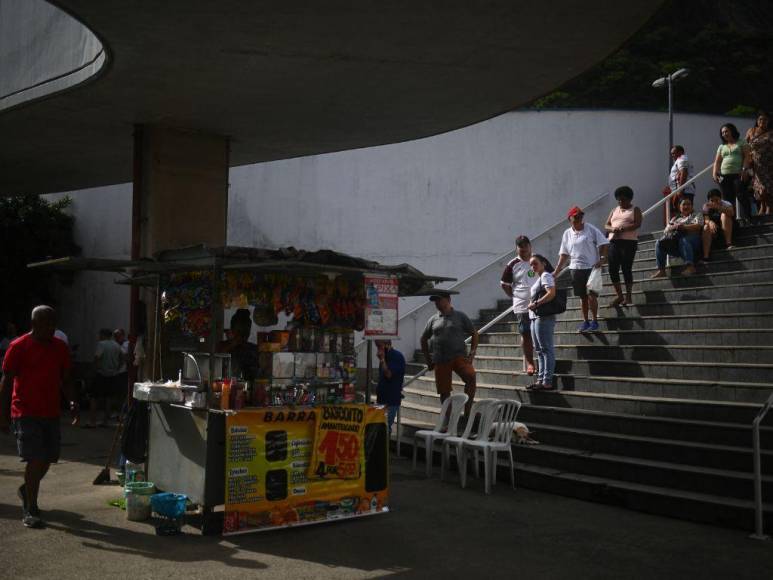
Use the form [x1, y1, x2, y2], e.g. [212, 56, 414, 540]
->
[1, 421, 773, 579]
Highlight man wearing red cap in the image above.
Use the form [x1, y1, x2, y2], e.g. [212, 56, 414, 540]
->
[554, 207, 608, 333]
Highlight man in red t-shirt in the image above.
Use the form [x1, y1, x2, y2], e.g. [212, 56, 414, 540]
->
[0, 306, 79, 528]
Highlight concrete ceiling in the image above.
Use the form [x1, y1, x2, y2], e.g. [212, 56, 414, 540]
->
[0, 1, 661, 196]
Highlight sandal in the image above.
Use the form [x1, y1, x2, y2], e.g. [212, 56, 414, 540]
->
[609, 296, 624, 307]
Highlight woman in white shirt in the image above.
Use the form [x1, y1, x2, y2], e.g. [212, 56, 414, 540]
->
[527, 254, 557, 391]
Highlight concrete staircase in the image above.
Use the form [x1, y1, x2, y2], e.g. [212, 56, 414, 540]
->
[400, 218, 773, 530]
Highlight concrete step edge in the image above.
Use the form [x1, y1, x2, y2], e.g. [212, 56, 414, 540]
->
[405, 378, 763, 407]
[421, 368, 773, 389]
[473, 355, 773, 372]
[526, 422, 769, 457]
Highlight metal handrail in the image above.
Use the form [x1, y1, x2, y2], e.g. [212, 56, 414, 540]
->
[641, 163, 714, 219]
[752, 394, 773, 540]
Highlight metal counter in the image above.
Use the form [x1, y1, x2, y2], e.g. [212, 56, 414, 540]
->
[147, 403, 225, 530]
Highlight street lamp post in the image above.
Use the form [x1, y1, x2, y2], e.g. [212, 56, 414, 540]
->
[653, 68, 690, 224]
[652, 68, 690, 174]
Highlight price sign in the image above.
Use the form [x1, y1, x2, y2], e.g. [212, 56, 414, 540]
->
[308, 405, 367, 480]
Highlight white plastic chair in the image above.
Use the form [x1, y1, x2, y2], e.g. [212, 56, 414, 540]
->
[440, 399, 497, 484]
[413, 393, 468, 477]
[461, 400, 521, 494]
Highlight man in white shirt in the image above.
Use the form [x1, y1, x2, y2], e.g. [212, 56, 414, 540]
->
[668, 145, 696, 205]
[500, 235, 536, 376]
[554, 206, 609, 333]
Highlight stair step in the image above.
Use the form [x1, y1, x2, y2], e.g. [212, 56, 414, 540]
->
[517, 404, 773, 448]
[395, 421, 773, 531]
[480, 328, 773, 347]
[402, 379, 762, 422]
[471, 356, 773, 388]
[486, 312, 773, 333]
[522, 424, 773, 479]
[475, 343, 773, 365]
[635, 240, 773, 262]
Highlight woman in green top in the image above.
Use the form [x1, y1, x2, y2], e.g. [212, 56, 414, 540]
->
[712, 123, 752, 224]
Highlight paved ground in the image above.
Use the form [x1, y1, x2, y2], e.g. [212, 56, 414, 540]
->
[1, 422, 773, 579]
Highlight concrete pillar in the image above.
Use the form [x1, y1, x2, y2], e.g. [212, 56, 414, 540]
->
[138, 126, 229, 256]
[132, 126, 230, 380]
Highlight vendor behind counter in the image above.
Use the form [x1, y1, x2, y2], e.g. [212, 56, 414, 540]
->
[217, 309, 258, 380]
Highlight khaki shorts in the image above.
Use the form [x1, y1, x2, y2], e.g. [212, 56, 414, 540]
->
[434, 355, 476, 397]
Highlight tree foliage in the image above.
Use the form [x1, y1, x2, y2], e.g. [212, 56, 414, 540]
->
[528, 0, 773, 115]
[0, 195, 80, 330]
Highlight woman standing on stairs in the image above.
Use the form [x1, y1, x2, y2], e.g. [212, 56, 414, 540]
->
[604, 186, 642, 307]
[746, 111, 772, 216]
[713, 123, 752, 225]
[526, 255, 557, 391]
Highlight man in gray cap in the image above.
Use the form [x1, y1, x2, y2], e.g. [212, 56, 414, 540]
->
[420, 291, 478, 418]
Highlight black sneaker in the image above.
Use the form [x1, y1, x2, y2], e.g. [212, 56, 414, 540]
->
[22, 512, 44, 529]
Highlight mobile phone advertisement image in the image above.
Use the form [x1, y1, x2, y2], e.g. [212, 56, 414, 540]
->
[223, 405, 389, 535]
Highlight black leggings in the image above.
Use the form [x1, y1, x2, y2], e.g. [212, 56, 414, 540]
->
[608, 239, 638, 286]
[720, 173, 751, 221]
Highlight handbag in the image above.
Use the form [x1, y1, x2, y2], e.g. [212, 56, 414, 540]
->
[658, 229, 681, 254]
[534, 284, 567, 317]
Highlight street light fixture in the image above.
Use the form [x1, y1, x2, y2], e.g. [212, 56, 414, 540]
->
[652, 68, 690, 173]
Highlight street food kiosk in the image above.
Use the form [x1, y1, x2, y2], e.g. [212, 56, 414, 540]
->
[30, 246, 452, 534]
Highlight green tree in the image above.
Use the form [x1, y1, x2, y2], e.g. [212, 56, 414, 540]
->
[0, 195, 80, 331]
[525, 0, 773, 114]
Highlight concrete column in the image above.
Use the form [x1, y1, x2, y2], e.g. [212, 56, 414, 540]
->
[132, 126, 230, 380]
[138, 126, 229, 256]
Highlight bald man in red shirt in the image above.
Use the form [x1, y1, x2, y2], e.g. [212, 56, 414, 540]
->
[0, 306, 79, 528]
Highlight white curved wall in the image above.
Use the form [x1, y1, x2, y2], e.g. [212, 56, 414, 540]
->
[0, 0, 104, 111]
[48, 109, 752, 360]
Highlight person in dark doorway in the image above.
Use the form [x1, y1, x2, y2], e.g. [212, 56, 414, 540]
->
[0, 305, 79, 528]
[113, 328, 130, 408]
[0, 321, 19, 364]
[500, 235, 536, 376]
[85, 328, 122, 428]
[375, 340, 406, 435]
[217, 308, 258, 380]
[421, 291, 478, 418]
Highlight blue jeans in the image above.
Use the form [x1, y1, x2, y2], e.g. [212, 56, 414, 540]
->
[386, 405, 399, 434]
[530, 315, 556, 386]
[656, 233, 701, 269]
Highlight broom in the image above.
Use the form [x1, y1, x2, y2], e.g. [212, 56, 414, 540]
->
[93, 420, 124, 485]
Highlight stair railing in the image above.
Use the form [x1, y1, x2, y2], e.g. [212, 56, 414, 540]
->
[641, 163, 714, 219]
[752, 394, 773, 540]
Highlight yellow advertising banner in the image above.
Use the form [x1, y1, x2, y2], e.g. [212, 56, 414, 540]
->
[224, 404, 389, 535]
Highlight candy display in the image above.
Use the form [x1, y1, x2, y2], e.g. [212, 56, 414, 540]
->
[163, 272, 367, 337]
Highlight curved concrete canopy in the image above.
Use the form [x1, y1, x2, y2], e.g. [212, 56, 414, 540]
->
[0, 0, 661, 196]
